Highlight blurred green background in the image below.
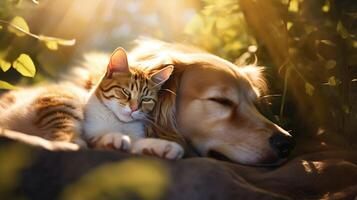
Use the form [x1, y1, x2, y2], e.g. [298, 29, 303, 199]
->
[0, 0, 356, 147]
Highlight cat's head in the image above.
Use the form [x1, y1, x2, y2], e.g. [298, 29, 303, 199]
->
[96, 48, 173, 122]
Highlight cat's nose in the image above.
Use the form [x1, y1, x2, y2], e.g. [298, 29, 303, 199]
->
[130, 104, 138, 112]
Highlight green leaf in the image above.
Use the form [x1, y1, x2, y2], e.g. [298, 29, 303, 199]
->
[38, 35, 76, 46]
[12, 54, 36, 77]
[305, 82, 315, 96]
[38, 35, 76, 50]
[353, 40, 357, 48]
[325, 60, 336, 69]
[287, 21, 293, 30]
[0, 59, 11, 72]
[45, 41, 58, 50]
[304, 25, 316, 34]
[8, 16, 30, 37]
[320, 40, 335, 46]
[322, 1, 330, 12]
[0, 80, 17, 90]
[288, 0, 299, 13]
[327, 76, 337, 86]
[342, 105, 350, 114]
[337, 21, 350, 39]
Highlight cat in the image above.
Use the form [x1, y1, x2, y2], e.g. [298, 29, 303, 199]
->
[82, 48, 183, 159]
[0, 48, 184, 160]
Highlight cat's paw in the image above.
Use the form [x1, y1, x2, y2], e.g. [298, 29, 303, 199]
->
[131, 138, 184, 160]
[73, 137, 88, 149]
[93, 133, 131, 152]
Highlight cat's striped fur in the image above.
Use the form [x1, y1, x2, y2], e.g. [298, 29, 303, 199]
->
[0, 83, 87, 144]
[0, 48, 184, 159]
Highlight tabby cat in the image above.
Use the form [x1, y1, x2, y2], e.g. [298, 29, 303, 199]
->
[0, 48, 184, 159]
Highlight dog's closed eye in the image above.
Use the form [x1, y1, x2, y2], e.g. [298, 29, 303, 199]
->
[208, 97, 235, 107]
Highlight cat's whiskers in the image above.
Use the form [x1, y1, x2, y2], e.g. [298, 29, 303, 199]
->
[134, 112, 153, 122]
[160, 88, 176, 96]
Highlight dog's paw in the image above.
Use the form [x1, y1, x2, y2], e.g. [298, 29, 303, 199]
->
[131, 138, 184, 160]
[92, 133, 131, 152]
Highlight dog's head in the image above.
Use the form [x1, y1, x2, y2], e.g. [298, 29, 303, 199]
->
[130, 39, 294, 165]
[177, 62, 294, 165]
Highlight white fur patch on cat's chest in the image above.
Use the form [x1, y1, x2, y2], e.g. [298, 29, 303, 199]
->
[100, 114, 145, 138]
[83, 96, 145, 139]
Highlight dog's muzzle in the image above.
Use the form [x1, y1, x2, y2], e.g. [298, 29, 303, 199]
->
[269, 133, 295, 158]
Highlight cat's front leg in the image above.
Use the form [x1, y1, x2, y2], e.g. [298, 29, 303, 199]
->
[90, 133, 131, 152]
[131, 138, 184, 160]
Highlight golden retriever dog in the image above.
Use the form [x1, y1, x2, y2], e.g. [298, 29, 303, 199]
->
[126, 39, 295, 165]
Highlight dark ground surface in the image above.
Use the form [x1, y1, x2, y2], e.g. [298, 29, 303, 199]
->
[1, 136, 357, 200]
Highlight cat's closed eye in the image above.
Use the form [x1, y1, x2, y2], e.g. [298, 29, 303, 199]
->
[121, 88, 131, 96]
[142, 97, 153, 102]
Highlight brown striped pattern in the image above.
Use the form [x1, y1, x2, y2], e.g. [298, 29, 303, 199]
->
[32, 93, 83, 141]
[95, 69, 159, 114]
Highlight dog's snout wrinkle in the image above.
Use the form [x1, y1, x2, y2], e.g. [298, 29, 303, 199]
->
[269, 133, 295, 158]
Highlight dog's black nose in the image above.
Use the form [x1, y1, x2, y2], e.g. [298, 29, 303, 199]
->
[269, 133, 295, 158]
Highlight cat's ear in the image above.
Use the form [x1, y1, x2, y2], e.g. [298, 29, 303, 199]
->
[107, 47, 129, 77]
[150, 65, 174, 85]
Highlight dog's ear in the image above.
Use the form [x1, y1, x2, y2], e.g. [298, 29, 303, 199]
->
[150, 65, 174, 85]
[240, 65, 267, 97]
[106, 47, 129, 77]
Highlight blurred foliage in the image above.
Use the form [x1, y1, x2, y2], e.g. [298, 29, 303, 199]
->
[0, 0, 197, 85]
[0, 142, 32, 199]
[184, 0, 257, 59]
[185, 0, 357, 147]
[0, 0, 75, 87]
[61, 159, 168, 200]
